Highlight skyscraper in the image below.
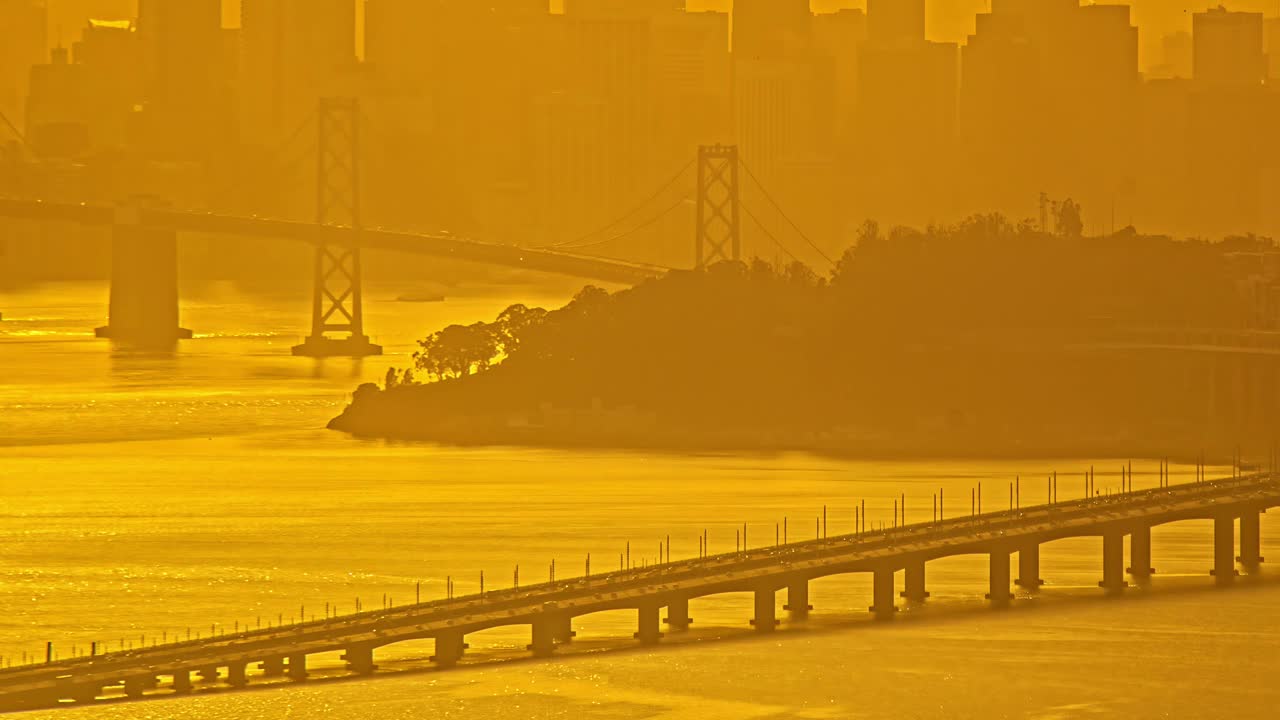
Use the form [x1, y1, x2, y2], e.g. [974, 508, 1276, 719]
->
[960, 0, 1139, 223]
[72, 18, 142, 151]
[0, 0, 48, 137]
[732, 0, 811, 61]
[1193, 7, 1265, 87]
[136, 0, 226, 157]
[240, 0, 356, 145]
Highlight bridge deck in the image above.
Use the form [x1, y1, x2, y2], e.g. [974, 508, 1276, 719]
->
[1, 472, 1275, 710]
[0, 198, 668, 285]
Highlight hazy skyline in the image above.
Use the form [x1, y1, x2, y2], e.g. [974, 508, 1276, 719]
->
[37, 0, 1280, 71]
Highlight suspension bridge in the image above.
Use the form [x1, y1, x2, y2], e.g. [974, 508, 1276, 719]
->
[0, 98, 823, 355]
[0, 464, 1272, 712]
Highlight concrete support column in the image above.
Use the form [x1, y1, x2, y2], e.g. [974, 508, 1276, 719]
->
[286, 653, 307, 681]
[122, 677, 148, 698]
[987, 549, 1013, 608]
[1128, 525, 1154, 584]
[66, 684, 100, 704]
[1212, 514, 1237, 585]
[665, 595, 692, 632]
[750, 586, 779, 632]
[342, 644, 377, 675]
[225, 662, 248, 687]
[197, 667, 220, 682]
[1238, 510, 1264, 574]
[551, 614, 575, 645]
[785, 578, 812, 620]
[870, 568, 897, 621]
[1099, 531, 1128, 594]
[1016, 543, 1043, 589]
[95, 212, 192, 344]
[170, 670, 193, 694]
[259, 657, 285, 677]
[430, 631, 468, 668]
[529, 617, 557, 657]
[635, 603, 664, 645]
[902, 561, 929, 602]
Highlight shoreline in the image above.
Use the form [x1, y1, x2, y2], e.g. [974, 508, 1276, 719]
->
[327, 411, 1239, 467]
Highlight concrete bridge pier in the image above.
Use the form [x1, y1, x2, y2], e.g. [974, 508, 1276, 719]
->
[95, 209, 192, 345]
[197, 667, 220, 683]
[750, 586, 779, 632]
[1212, 515, 1238, 585]
[1099, 531, 1128, 594]
[870, 568, 897, 621]
[986, 550, 1013, 608]
[60, 681, 99, 704]
[286, 654, 307, 680]
[529, 617, 558, 657]
[122, 677, 150, 699]
[170, 670, 193, 694]
[785, 578, 812, 620]
[902, 561, 929, 602]
[665, 595, 692, 631]
[258, 657, 285, 677]
[225, 662, 248, 687]
[1238, 510, 1264, 574]
[551, 614, 576, 645]
[1128, 525, 1154, 584]
[430, 632, 468, 668]
[635, 603, 664, 645]
[1016, 544, 1043, 589]
[342, 643, 377, 675]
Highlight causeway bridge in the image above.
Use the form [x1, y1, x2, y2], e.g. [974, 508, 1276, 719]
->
[1, 469, 1275, 712]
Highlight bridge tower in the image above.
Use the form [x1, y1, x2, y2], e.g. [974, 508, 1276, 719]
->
[292, 98, 382, 358]
[695, 145, 741, 270]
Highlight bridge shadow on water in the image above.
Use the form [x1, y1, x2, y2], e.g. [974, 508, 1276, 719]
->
[41, 570, 1279, 713]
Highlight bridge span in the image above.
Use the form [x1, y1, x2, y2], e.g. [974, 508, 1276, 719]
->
[0, 469, 1275, 712]
[0, 196, 668, 355]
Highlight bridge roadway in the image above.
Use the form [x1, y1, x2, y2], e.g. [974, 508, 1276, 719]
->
[0, 470, 1275, 711]
[0, 197, 668, 285]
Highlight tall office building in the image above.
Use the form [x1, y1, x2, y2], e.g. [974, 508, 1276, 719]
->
[24, 46, 89, 157]
[240, 0, 356, 145]
[1182, 8, 1273, 238]
[651, 9, 731, 154]
[811, 8, 867, 145]
[0, 0, 48, 137]
[365, 1, 558, 236]
[136, 0, 226, 157]
[732, 0, 811, 61]
[854, 0, 959, 225]
[1193, 7, 1265, 87]
[867, 0, 924, 47]
[960, 0, 1138, 225]
[72, 18, 142, 151]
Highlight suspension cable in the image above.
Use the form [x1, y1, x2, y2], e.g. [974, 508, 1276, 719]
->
[738, 158, 834, 266]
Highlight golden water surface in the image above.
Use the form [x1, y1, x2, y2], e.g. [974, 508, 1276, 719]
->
[2, 282, 1278, 719]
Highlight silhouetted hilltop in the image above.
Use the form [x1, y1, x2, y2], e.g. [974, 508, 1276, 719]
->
[331, 217, 1279, 458]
